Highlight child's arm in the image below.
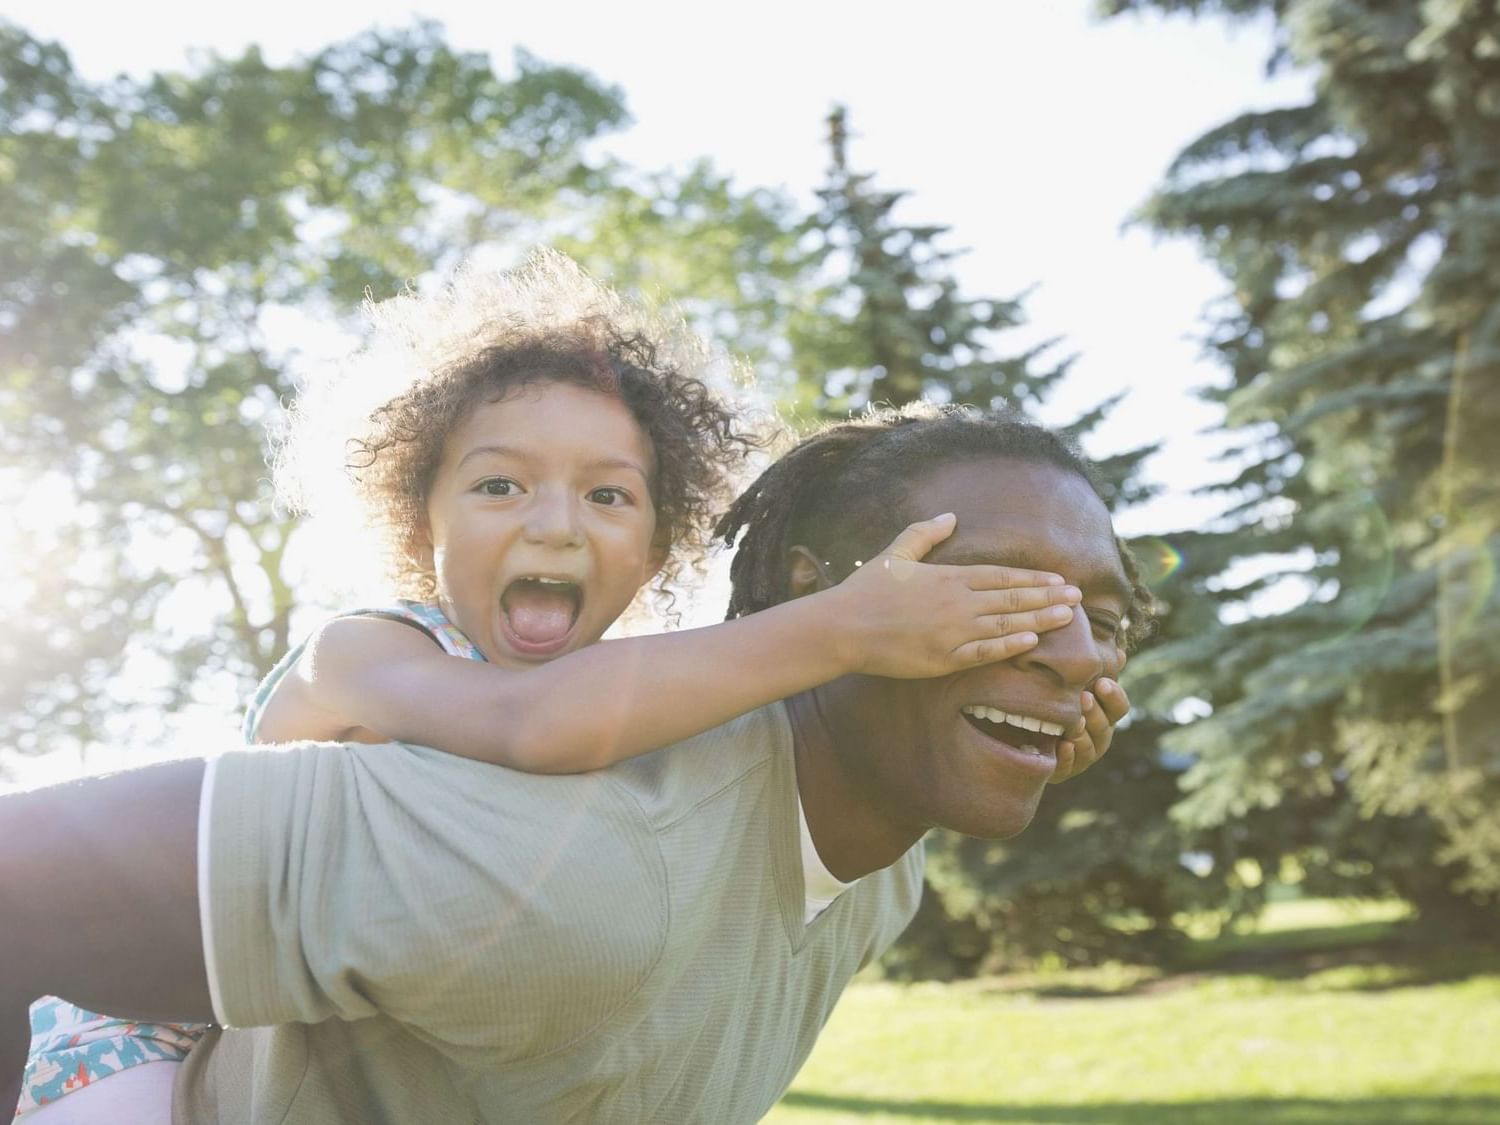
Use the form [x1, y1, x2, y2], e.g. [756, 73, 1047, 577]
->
[255, 514, 1085, 772]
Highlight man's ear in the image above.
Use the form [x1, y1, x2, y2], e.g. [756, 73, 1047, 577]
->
[786, 545, 832, 600]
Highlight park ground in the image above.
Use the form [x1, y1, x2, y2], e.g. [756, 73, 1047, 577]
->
[767, 899, 1499, 1124]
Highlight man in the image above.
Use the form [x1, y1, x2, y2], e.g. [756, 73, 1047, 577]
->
[2, 407, 1142, 1122]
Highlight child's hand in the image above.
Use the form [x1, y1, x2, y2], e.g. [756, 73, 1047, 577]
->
[1050, 651, 1130, 783]
[829, 513, 1082, 679]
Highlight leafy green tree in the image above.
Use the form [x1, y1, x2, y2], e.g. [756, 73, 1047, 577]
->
[1100, 0, 1500, 927]
[557, 162, 811, 393]
[0, 21, 634, 764]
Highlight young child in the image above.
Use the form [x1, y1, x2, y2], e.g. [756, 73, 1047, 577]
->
[14, 251, 1086, 1120]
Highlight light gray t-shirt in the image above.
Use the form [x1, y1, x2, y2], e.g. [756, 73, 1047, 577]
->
[178, 703, 924, 1123]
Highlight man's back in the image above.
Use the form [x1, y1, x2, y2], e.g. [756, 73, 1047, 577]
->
[178, 704, 923, 1122]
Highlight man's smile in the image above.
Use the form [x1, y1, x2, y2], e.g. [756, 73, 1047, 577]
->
[955, 700, 1075, 776]
[960, 704, 1068, 738]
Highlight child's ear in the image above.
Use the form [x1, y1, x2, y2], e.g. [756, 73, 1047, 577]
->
[644, 538, 670, 582]
[786, 545, 832, 600]
[414, 516, 436, 571]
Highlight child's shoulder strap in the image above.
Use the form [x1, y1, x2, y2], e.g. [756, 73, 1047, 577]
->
[380, 599, 486, 662]
[241, 600, 485, 740]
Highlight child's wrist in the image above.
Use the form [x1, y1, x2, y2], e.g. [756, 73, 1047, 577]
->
[804, 583, 866, 676]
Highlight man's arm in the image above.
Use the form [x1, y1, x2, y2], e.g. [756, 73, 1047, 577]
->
[0, 759, 212, 1113]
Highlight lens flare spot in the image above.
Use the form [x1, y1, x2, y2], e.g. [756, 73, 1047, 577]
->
[1132, 538, 1184, 586]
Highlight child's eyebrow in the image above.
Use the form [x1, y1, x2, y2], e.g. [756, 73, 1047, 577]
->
[585, 456, 652, 478]
[456, 445, 649, 479]
[456, 444, 525, 468]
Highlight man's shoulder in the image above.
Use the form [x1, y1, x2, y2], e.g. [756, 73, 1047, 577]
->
[206, 740, 670, 1053]
[376, 702, 791, 835]
[211, 740, 664, 918]
[606, 702, 794, 828]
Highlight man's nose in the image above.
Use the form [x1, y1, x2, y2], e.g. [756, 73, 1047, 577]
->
[1019, 606, 1105, 689]
[523, 489, 585, 548]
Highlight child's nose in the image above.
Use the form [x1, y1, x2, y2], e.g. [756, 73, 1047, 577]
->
[524, 491, 585, 548]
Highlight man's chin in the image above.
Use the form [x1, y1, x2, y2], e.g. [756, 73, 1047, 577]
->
[942, 793, 1045, 841]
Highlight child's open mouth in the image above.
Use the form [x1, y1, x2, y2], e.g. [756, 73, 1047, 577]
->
[501, 576, 583, 654]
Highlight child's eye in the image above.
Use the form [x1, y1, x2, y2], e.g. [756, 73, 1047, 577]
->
[588, 487, 631, 507]
[477, 477, 520, 497]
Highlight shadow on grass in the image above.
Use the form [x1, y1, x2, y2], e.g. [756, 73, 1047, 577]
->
[1005, 935, 1499, 1001]
[778, 1091, 1500, 1123]
[1178, 935, 1499, 993]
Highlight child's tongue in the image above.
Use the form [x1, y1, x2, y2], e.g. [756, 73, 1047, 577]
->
[504, 583, 577, 645]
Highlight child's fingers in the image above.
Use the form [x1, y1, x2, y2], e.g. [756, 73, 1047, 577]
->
[1050, 735, 1100, 783]
[971, 584, 1081, 617]
[953, 631, 1039, 666]
[1052, 692, 1114, 784]
[877, 513, 957, 562]
[1081, 691, 1109, 747]
[1051, 739, 1078, 783]
[958, 563, 1066, 591]
[1092, 677, 1130, 726]
[981, 604, 1074, 639]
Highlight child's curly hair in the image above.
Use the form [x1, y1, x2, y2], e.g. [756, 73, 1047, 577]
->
[276, 250, 759, 609]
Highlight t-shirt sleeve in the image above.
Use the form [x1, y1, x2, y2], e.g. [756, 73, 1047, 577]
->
[202, 741, 667, 1065]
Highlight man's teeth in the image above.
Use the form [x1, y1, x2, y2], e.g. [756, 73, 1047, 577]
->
[531, 577, 572, 586]
[960, 705, 1065, 738]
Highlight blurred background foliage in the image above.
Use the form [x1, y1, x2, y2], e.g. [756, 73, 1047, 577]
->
[1, 0, 1496, 974]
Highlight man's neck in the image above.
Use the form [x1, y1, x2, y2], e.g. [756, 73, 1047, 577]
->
[785, 686, 926, 882]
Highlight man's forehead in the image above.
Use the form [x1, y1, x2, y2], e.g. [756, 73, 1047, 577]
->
[935, 537, 1131, 603]
[910, 459, 1128, 599]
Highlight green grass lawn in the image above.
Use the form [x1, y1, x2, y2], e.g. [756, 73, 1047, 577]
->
[767, 900, 1500, 1124]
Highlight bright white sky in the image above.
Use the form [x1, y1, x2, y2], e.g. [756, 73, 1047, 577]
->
[3, 0, 1313, 782]
[7, 0, 1310, 534]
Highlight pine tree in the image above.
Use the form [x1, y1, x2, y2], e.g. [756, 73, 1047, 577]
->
[780, 108, 1057, 418]
[1101, 0, 1500, 924]
[788, 108, 1202, 972]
